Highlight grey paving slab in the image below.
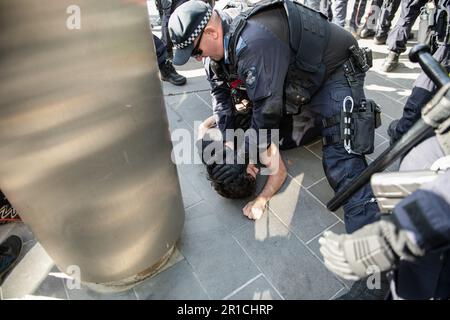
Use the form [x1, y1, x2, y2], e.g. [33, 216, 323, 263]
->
[233, 214, 344, 299]
[306, 222, 347, 261]
[163, 75, 211, 96]
[178, 202, 260, 299]
[376, 113, 395, 140]
[177, 162, 250, 232]
[33, 266, 68, 300]
[65, 283, 137, 300]
[303, 222, 356, 290]
[196, 91, 213, 109]
[268, 177, 338, 242]
[225, 275, 282, 300]
[162, 60, 210, 96]
[366, 90, 405, 120]
[305, 139, 323, 159]
[134, 260, 209, 300]
[281, 147, 325, 188]
[365, 70, 413, 91]
[307, 178, 345, 221]
[367, 140, 389, 163]
[177, 168, 203, 209]
[165, 93, 212, 130]
[165, 101, 187, 131]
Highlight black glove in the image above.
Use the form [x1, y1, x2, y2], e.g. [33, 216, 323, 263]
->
[211, 163, 246, 184]
[233, 112, 252, 130]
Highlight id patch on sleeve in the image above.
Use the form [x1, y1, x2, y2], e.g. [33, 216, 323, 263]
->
[244, 67, 257, 89]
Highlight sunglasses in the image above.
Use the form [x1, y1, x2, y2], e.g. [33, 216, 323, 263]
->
[191, 30, 204, 58]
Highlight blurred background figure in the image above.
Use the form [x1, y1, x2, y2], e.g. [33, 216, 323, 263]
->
[154, 34, 187, 85]
[333, 0, 368, 36]
[358, 0, 401, 44]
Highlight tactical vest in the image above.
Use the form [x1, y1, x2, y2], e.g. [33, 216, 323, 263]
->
[225, 0, 330, 110]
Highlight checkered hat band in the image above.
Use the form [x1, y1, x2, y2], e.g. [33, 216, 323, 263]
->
[175, 9, 212, 49]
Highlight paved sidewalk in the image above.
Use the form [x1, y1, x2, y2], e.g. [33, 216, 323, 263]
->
[0, 1, 425, 300]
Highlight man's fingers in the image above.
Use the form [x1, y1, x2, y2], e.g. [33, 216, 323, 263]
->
[250, 207, 264, 220]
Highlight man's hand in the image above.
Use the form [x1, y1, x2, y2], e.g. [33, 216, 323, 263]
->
[319, 218, 425, 281]
[243, 197, 268, 220]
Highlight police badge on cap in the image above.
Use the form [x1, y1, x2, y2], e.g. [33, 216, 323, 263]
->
[168, 1, 213, 66]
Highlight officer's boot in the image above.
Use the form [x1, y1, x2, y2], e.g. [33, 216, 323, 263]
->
[381, 51, 400, 72]
[336, 272, 391, 300]
[159, 59, 187, 86]
[358, 28, 376, 39]
[374, 34, 388, 45]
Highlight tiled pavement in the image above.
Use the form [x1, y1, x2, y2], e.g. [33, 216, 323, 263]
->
[0, 1, 426, 300]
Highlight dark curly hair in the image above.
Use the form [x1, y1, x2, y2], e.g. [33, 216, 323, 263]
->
[206, 164, 256, 199]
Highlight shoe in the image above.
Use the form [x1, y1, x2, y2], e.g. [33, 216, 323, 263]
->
[159, 59, 187, 86]
[374, 34, 388, 45]
[0, 235, 22, 283]
[336, 273, 390, 300]
[359, 28, 376, 39]
[382, 51, 400, 72]
[346, 26, 359, 39]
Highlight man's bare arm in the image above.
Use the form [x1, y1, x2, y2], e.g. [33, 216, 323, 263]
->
[243, 143, 287, 220]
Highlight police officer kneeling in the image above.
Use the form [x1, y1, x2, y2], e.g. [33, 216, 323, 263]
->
[168, 0, 384, 297]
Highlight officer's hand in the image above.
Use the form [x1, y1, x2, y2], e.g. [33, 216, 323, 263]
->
[243, 197, 268, 220]
[233, 112, 252, 130]
[211, 163, 246, 184]
[318, 218, 425, 280]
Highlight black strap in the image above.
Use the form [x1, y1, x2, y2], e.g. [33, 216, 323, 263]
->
[321, 114, 340, 128]
[322, 135, 341, 146]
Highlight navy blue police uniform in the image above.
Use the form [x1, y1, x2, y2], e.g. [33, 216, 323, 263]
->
[389, 135, 450, 299]
[154, 34, 168, 66]
[202, 0, 379, 233]
[386, 0, 428, 54]
[333, 0, 368, 31]
[389, 0, 450, 143]
[161, 0, 189, 55]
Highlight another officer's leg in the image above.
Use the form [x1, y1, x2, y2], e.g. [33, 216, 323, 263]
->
[389, 136, 450, 300]
[155, 0, 163, 26]
[359, 0, 384, 39]
[327, 0, 333, 20]
[332, 0, 348, 28]
[160, 0, 173, 58]
[307, 0, 333, 20]
[349, 0, 368, 33]
[388, 45, 450, 144]
[154, 35, 186, 86]
[374, 0, 401, 44]
[304, 0, 321, 11]
[382, 0, 426, 72]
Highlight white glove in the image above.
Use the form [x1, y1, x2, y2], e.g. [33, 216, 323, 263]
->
[319, 219, 425, 280]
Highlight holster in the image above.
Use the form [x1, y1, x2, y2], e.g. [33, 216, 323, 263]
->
[341, 99, 382, 155]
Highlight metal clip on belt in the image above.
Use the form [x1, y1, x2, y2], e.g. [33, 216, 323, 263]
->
[343, 96, 354, 154]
